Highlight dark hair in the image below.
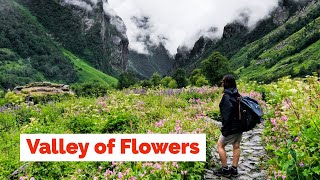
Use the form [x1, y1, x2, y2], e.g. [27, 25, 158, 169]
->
[222, 74, 237, 89]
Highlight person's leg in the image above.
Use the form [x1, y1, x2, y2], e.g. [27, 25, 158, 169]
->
[232, 133, 242, 167]
[217, 136, 228, 167]
[232, 141, 241, 167]
[214, 135, 231, 177]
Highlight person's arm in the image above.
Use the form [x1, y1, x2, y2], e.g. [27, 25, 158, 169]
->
[219, 94, 233, 128]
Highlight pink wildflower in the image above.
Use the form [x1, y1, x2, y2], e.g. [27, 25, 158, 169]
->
[118, 172, 123, 180]
[181, 170, 188, 175]
[280, 116, 288, 122]
[270, 118, 277, 126]
[154, 163, 162, 169]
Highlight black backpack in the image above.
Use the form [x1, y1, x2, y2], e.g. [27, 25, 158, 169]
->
[237, 96, 263, 132]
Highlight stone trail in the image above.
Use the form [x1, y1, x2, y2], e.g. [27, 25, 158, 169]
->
[205, 123, 268, 180]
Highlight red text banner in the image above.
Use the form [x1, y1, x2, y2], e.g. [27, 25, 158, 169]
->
[20, 134, 206, 162]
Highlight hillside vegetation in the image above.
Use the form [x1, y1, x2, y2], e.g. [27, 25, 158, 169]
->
[231, 1, 320, 82]
[0, 0, 118, 90]
[0, 0, 78, 89]
[17, 0, 129, 75]
[63, 51, 118, 86]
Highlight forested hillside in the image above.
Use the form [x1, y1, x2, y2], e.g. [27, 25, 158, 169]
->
[173, 0, 319, 83]
[0, 0, 131, 90]
[0, 0, 78, 90]
[232, 1, 320, 82]
[17, 0, 129, 75]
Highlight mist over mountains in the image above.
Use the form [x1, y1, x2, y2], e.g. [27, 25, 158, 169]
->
[0, 0, 318, 90]
[109, 0, 280, 55]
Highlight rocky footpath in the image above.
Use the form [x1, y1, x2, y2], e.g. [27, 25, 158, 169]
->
[205, 123, 267, 180]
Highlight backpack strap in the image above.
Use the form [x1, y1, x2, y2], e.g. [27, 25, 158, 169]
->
[237, 95, 243, 121]
[225, 92, 242, 121]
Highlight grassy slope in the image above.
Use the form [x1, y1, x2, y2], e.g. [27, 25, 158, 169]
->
[63, 50, 118, 86]
[231, 1, 320, 82]
[0, 48, 46, 89]
[236, 16, 320, 80]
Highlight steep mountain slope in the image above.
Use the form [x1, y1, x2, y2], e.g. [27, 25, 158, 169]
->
[17, 0, 129, 75]
[128, 44, 174, 78]
[233, 1, 320, 82]
[0, 0, 78, 89]
[0, 0, 130, 90]
[173, 0, 314, 73]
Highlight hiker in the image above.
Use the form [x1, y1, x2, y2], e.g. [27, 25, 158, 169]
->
[214, 74, 242, 178]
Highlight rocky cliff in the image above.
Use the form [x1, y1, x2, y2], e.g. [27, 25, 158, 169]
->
[173, 0, 313, 73]
[128, 44, 174, 78]
[18, 0, 129, 75]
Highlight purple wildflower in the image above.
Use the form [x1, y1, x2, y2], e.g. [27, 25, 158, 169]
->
[299, 162, 304, 167]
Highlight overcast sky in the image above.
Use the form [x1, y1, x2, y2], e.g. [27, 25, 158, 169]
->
[108, 0, 279, 55]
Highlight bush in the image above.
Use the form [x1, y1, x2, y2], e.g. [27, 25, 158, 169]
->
[195, 76, 209, 87]
[160, 76, 173, 87]
[139, 80, 152, 88]
[67, 116, 99, 134]
[118, 73, 137, 89]
[168, 79, 178, 88]
[173, 68, 188, 88]
[150, 72, 162, 87]
[160, 76, 178, 88]
[190, 69, 202, 86]
[201, 52, 232, 85]
[4, 91, 26, 104]
[71, 82, 110, 97]
[104, 113, 138, 133]
[30, 94, 74, 104]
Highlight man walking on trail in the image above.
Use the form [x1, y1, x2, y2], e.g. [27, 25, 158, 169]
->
[214, 74, 242, 178]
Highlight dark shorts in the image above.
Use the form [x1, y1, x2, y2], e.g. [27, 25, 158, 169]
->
[218, 133, 242, 146]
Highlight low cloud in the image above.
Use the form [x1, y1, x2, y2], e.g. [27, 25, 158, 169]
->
[109, 0, 279, 55]
[62, 0, 93, 11]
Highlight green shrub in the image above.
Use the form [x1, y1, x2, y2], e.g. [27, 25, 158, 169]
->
[67, 116, 99, 134]
[118, 73, 137, 89]
[201, 52, 232, 85]
[139, 80, 152, 88]
[173, 68, 188, 88]
[4, 91, 26, 104]
[104, 113, 138, 133]
[195, 76, 209, 87]
[71, 82, 110, 97]
[168, 79, 178, 88]
[150, 72, 162, 86]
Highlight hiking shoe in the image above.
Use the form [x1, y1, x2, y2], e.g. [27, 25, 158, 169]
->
[229, 166, 239, 177]
[214, 167, 231, 178]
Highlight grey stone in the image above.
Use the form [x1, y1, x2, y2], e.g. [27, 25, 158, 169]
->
[205, 119, 267, 180]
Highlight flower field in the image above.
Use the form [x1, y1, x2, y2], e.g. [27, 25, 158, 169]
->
[240, 76, 320, 179]
[0, 86, 222, 179]
[0, 76, 319, 179]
